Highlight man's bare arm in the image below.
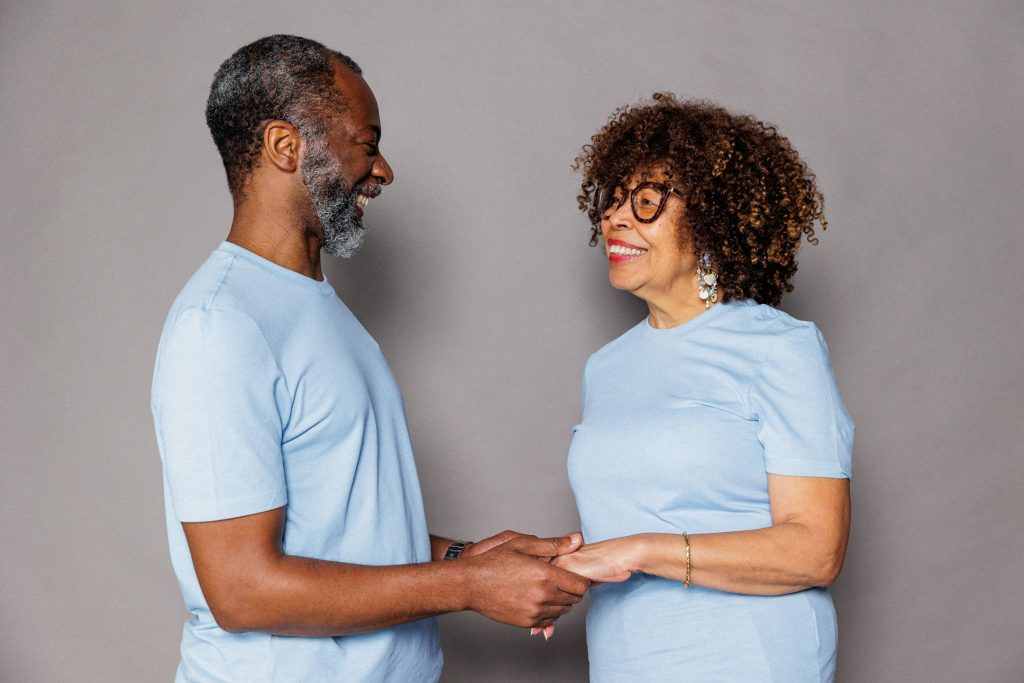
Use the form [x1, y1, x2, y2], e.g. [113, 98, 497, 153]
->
[184, 508, 588, 636]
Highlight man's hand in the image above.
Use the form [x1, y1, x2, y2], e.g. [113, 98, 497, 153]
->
[461, 533, 590, 628]
[462, 530, 524, 558]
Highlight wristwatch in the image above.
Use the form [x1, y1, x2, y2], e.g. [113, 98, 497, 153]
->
[443, 539, 470, 560]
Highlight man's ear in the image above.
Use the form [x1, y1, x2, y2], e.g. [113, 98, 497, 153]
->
[263, 120, 301, 173]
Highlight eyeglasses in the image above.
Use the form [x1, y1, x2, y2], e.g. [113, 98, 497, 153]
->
[593, 181, 685, 226]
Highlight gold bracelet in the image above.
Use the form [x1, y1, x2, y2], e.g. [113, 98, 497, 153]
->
[682, 532, 692, 588]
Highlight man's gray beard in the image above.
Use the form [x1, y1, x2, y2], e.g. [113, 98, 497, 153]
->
[301, 135, 366, 258]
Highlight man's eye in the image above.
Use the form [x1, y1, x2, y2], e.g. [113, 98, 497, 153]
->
[363, 143, 379, 155]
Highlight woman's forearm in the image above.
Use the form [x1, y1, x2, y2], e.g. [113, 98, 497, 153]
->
[553, 476, 850, 594]
[630, 522, 846, 595]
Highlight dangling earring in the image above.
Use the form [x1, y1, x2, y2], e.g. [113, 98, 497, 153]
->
[696, 251, 719, 310]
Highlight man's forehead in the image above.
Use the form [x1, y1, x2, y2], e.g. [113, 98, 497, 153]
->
[326, 64, 381, 135]
[330, 61, 377, 108]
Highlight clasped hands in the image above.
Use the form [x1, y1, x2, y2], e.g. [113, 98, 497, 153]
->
[458, 530, 636, 639]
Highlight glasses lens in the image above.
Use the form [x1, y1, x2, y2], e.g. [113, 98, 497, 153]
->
[595, 185, 622, 219]
[594, 186, 611, 216]
[633, 186, 666, 220]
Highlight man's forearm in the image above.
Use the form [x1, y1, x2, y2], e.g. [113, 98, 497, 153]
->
[217, 554, 471, 636]
[186, 509, 588, 637]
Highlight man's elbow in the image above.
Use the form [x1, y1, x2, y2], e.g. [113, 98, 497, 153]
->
[207, 596, 257, 633]
[203, 581, 273, 633]
[212, 611, 248, 634]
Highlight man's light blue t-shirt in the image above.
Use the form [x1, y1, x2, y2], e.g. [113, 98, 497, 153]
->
[151, 242, 442, 683]
[568, 299, 854, 682]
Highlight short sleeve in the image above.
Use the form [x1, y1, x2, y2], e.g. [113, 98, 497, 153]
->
[152, 308, 289, 522]
[573, 362, 591, 433]
[748, 324, 854, 478]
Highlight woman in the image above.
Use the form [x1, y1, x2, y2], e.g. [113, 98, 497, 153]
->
[553, 94, 854, 682]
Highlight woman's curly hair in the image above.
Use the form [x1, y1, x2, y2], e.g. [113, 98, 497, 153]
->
[574, 93, 826, 306]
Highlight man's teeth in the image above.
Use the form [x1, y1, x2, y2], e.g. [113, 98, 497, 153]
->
[356, 194, 369, 208]
[608, 244, 646, 256]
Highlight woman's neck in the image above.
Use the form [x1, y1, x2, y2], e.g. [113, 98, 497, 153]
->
[643, 282, 715, 329]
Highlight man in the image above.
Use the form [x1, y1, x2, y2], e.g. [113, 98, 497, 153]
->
[151, 35, 588, 682]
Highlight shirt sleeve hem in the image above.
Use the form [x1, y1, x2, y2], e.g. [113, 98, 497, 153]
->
[765, 460, 850, 479]
[173, 488, 288, 523]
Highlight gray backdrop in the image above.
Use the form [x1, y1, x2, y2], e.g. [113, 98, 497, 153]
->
[2, 1, 1022, 681]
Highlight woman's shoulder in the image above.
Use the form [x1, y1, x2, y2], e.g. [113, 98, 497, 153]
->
[583, 319, 647, 371]
[729, 300, 824, 343]
[725, 302, 839, 388]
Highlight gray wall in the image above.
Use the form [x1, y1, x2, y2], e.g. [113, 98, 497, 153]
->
[2, 1, 1022, 681]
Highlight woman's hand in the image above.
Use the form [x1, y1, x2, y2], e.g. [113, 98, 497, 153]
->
[551, 536, 641, 584]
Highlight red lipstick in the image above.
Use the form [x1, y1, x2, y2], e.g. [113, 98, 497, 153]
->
[606, 238, 647, 263]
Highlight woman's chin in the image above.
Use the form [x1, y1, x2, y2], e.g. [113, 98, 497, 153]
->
[608, 271, 642, 295]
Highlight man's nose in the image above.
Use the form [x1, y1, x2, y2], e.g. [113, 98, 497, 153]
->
[373, 153, 394, 185]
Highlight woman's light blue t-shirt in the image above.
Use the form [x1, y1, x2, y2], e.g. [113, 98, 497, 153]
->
[568, 299, 854, 682]
[151, 242, 442, 682]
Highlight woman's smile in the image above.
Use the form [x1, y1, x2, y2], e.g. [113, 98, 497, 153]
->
[606, 238, 648, 262]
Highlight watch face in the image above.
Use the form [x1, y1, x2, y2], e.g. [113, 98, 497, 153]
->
[444, 541, 467, 560]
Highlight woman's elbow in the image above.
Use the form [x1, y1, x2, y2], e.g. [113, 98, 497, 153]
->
[812, 549, 846, 587]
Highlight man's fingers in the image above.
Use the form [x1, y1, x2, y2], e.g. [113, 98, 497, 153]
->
[548, 564, 591, 597]
[536, 604, 573, 622]
[545, 590, 583, 607]
[469, 530, 524, 556]
[510, 533, 583, 559]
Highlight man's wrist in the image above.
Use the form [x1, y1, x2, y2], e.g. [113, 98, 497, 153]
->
[443, 539, 470, 560]
[430, 534, 453, 561]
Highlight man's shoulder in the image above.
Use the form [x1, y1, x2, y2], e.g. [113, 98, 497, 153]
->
[171, 247, 242, 313]
[165, 246, 284, 332]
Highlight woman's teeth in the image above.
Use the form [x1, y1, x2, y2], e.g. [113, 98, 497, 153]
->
[608, 244, 646, 256]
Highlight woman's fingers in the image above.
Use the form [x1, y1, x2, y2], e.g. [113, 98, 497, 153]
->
[528, 622, 559, 640]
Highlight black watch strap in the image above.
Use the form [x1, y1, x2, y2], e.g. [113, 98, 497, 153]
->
[443, 539, 470, 560]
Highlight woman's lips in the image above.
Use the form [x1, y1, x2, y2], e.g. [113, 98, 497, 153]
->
[606, 239, 647, 262]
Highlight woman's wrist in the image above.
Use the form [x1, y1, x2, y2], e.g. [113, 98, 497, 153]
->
[626, 534, 654, 573]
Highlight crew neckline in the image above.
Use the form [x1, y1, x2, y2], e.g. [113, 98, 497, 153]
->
[640, 299, 752, 340]
[218, 241, 335, 296]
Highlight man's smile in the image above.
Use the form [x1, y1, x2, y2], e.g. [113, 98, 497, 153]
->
[354, 185, 381, 216]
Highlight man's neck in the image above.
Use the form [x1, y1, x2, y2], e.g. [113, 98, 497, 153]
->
[226, 193, 324, 281]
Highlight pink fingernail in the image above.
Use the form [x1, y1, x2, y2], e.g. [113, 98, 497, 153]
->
[543, 624, 555, 640]
[529, 627, 540, 636]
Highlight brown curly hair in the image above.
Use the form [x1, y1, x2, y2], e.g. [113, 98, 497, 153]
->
[574, 93, 826, 306]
